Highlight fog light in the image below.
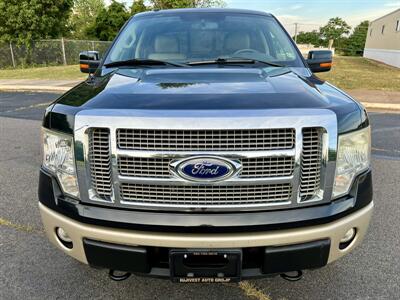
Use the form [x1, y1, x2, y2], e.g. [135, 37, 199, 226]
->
[339, 228, 356, 250]
[56, 227, 72, 242]
[56, 227, 73, 249]
[341, 228, 356, 243]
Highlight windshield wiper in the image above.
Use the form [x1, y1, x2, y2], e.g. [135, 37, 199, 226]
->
[104, 58, 186, 68]
[187, 57, 283, 67]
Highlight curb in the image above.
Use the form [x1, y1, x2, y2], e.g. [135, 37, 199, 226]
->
[361, 102, 400, 111]
[0, 85, 71, 92]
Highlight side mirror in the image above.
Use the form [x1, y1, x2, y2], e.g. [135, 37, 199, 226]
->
[306, 50, 332, 73]
[79, 51, 100, 74]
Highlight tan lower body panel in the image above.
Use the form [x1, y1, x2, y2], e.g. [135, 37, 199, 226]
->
[39, 202, 373, 265]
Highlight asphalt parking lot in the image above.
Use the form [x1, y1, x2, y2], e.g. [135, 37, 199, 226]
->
[0, 91, 399, 300]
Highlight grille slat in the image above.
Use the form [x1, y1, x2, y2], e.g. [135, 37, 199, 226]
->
[120, 183, 292, 206]
[118, 157, 171, 177]
[240, 157, 294, 178]
[89, 128, 112, 199]
[300, 128, 323, 201]
[117, 128, 295, 151]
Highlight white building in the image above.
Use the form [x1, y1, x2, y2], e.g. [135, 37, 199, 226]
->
[364, 8, 400, 68]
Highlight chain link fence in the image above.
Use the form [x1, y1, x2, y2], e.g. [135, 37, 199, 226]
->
[0, 39, 112, 69]
[0, 23, 367, 69]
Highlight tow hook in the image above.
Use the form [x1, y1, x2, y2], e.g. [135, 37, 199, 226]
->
[280, 270, 303, 281]
[108, 270, 131, 281]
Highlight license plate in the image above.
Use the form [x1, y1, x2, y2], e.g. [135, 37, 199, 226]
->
[170, 249, 242, 283]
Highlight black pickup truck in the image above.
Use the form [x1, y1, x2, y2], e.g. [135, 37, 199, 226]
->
[39, 8, 373, 283]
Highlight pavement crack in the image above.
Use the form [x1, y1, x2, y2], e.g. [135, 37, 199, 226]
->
[372, 154, 400, 161]
[372, 126, 400, 133]
[372, 147, 400, 154]
[0, 217, 44, 235]
[239, 281, 272, 300]
[0, 155, 39, 162]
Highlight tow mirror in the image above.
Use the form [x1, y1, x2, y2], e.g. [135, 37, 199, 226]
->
[306, 50, 333, 73]
[79, 51, 100, 74]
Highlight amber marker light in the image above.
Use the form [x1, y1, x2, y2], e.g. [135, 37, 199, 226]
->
[320, 62, 332, 68]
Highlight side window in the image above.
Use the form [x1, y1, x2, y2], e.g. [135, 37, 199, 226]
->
[381, 25, 385, 34]
[109, 23, 139, 61]
[249, 30, 267, 53]
[267, 31, 296, 61]
[396, 20, 400, 32]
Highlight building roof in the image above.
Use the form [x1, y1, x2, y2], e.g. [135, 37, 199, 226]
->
[370, 8, 400, 23]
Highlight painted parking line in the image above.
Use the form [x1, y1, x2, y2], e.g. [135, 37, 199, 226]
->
[238, 281, 272, 300]
[0, 217, 44, 234]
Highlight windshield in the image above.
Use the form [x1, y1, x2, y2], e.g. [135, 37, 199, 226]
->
[105, 12, 304, 67]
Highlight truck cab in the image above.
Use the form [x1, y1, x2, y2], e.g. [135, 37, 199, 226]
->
[39, 8, 373, 282]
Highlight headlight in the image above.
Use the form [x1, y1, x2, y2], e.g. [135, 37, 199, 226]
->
[42, 128, 79, 198]
[333, 126, 371, 198]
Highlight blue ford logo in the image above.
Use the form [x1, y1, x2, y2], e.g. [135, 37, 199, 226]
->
[173, 157, 240, 182]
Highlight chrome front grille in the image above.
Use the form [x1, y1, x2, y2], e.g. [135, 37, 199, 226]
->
[88, 128, 112, 199]
[120, 183, 292, 206]
[117, 128, 295, 151]
[300, 128, 323, 201]
[117, 156, 295, 178]
[78, 109, 336, 212]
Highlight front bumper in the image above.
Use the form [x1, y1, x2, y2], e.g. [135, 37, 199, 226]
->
[39, 201, 373, 278]
[38, 168, 373, 232]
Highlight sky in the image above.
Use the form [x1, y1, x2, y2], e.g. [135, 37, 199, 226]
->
[111, 0, 400, 34]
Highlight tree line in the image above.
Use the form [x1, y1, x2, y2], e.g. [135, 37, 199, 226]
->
[295, 17, 369, 56]
[0, 0, 225, 44]
[0, 0, 368, 56]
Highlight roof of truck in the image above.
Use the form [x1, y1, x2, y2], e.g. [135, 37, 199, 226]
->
[135, 8, 273, 18]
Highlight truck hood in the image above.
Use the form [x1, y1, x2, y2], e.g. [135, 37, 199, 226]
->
[48, 67, 367, 134]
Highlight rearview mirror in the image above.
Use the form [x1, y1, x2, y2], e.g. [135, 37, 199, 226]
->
[306, 50, 332, 73]
[79, 51, 100, 74]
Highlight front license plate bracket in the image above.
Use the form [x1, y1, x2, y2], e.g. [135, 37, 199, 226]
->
[170, 249, 242, 283]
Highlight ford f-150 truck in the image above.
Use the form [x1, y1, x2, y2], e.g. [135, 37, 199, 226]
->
[39, 8, 373, 283]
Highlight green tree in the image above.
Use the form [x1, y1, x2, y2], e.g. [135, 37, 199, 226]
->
[131, 0, 148, 15]
[0, 0, 73, 44]
[150, 0, 225, 9]
[69, 0, 105, 39]
[294, 30, 322, 46]
[88, 0, 129, 41]
[319, 17, 351, 47]
[343, 20, 369, 56]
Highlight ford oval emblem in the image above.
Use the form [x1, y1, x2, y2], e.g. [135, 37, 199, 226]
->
[172, 157, 241, 182]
